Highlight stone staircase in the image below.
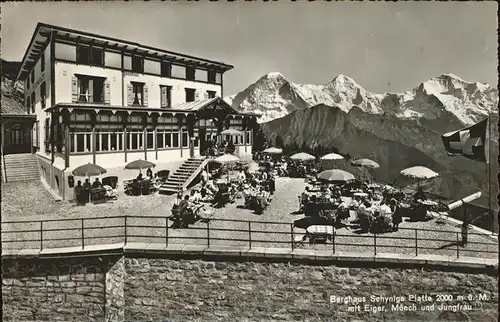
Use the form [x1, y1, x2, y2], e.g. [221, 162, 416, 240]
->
[3, 153, 40, 182]
[159, 157, 209, 194]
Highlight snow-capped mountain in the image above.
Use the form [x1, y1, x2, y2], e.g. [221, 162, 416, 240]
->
[231, 72, 498, 126]
[231, 72, 498, 208]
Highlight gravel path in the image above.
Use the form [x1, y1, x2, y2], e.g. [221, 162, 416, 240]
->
[2, 179, 497, 259]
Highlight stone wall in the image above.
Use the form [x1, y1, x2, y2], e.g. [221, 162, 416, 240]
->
[3, 254, 498, 321]
[124, 258, 498, 322]
[2, 256, 108, 321]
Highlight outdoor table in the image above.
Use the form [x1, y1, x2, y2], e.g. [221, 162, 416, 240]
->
[89, 187, 106, 202]
[306, 225, 334, 243]
[353, 192, 369, 198]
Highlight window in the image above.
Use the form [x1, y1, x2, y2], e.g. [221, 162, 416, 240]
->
[76, 45, 105, 67]
[246, 130, 252, 145]
[94, 116, 124, 152]
[44, 118, 50, 152]
[127, 128, 143, 151]
[76, 46, 90, 65]
[146, 129, 154, 149]
[160, 85, 172, 108]
[69, 124, 92, 153]
[132, 82, 144, 106]
[77, 76, 105, 103]
[40, 52, 45, 72]
[91, 48, 104, 67]
[186, 67, 195, 81]
[26, 79, 30, 90]
[207, 90, 216, 99]
[208, 70, 216, 84]
[40, 82, 46, 109]
[182, 131, 188, 148]
[132, 55, 144, 73]
[185, 88, 195, 102]
[26, 96, 31, 114]
[30, 70, 35, 84]
[161, 61, 171, 77]
[31, 92, 35, 113]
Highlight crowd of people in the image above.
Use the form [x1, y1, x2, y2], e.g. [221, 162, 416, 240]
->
[298, 179, 437, 233]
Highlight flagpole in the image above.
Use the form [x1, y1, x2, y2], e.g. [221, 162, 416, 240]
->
[487, 113, 493, 235]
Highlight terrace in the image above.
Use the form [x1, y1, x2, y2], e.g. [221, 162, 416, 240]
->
[2, 178, 497, 262]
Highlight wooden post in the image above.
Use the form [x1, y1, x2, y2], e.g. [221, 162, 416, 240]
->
[456, 232, 460, 258]
[206, 220, 210, 247]
[373, 233, 377, 255]
[290, 223, 294, 250]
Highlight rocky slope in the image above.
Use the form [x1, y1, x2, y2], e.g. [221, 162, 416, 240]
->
[231, 72, 498, 208]
[1, 59, 25, 115]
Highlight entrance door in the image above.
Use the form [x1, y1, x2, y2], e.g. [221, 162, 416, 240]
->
[4, 123, 32, 154]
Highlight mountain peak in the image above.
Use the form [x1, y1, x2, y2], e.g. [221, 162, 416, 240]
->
[266, 71, 285, 79]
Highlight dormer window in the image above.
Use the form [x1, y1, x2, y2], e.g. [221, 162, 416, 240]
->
[132, 55, 144, 73]
[186, 67, 195, 81]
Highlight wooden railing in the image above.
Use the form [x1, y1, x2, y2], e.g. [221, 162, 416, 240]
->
[2, 216, 497, 259]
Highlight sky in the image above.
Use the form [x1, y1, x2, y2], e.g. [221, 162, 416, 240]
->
[1, 2, 497, 96]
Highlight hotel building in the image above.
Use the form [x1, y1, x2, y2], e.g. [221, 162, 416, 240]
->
[12, 23, 259, 199]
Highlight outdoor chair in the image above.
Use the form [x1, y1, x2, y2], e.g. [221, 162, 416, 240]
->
[293, 234, 307, 248]
[102, 176, 118, 189]
[156, 170, 170, 182]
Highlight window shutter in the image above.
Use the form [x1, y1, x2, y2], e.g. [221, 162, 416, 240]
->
[143, 85, 149, 107]
[195, 89, 200, 101]
[203, 91, 209, 100]
[127, 84, 133, 106]
[71, 76, 78, 103]
[104, 79, 111, 104]
[160, 86, 167, 107]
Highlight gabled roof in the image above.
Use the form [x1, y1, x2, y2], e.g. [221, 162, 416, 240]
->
[172, 97, 260, 117]
[18, 22, 234, 80]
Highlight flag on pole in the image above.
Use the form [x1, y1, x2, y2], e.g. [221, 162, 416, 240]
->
[441, 118, 489, 163]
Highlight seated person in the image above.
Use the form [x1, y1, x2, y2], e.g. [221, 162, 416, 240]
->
[130, 179, 141, 196]
[413, 187, 426, 202]
[304, 195, 320, 217]
[302, 186, 312, 203]
[146, 168, 153, 179]
[178, 195, 191, 216]
[92, 178, 103, 188]
[137, 173, 143, 181]
[189, 189, 202, 204]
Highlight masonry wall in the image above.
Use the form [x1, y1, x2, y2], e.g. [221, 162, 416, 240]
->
[123, 258, 498, 322]
[2, 256, 109, 321]
[2, 255, 498, 322]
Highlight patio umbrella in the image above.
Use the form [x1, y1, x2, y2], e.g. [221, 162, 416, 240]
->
[221, 129, 244, 136]
[213, 154, 241, 181]
[400, 166, 439, 189]
[263, 147, 283, 155]
[317, 169, 355, 183]
[320, 153, 344, 169]
[72, 163, 107, 177]
[352, 158, 380, 180]
[125, 159, 156, 173]
[214, 154, 241, 163]
[72, 163, 107, 203]
[321, 153, 344, 161]
[290, 152, 316, 161]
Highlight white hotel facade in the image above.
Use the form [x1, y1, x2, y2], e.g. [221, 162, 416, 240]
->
[17, 23, 259, 198]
